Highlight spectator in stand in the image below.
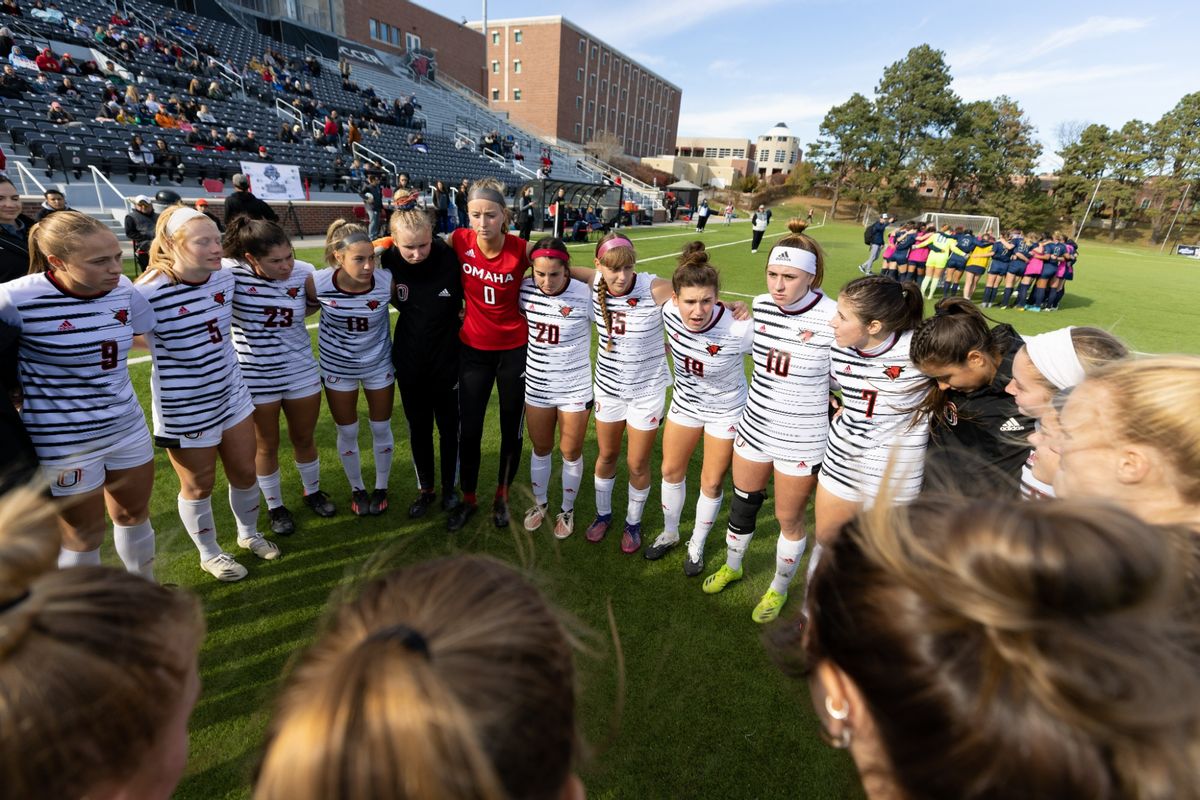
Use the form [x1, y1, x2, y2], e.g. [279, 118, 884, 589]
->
[34, 188, 67, 220]
[193, 197, 223, 232]
[0, 0, 22, 17]
[322, 112, 340, 148]
[0, 176, 32, 283]
[346, 117, 361, 150]
[187, 76, 203, 95]
[30, 71, 50, 92]
[110, 9, 130, 25]
[432, 180, 450, 234]
[154, 108, 179, 129]
[196, 104, 216, 124]
[32, 0, 61, 23]
[0, 27, 11, 58]
[69, 15, 88, 37]
[123, 194, 156, 272]
[0, 63, 29, 97]
[256, 145, 272, 162]
[243, 130, 259, 152]
[223, 128, 242, 151]
[361, 172, 384, 238]
[152, 138, 184, 184]
[127, 134, 156, 184]
[54, 75, 79, 98]
[8, 45, 35, 70]
[393, 173, 420, 211]
[278, 121, 294, 144]
[46, 100, 73, 125]
[225, 173, 278, 224]
[457, 178, 470, 228]
[79, 58, 100, 77]
[124, 84, 139, 105]
[185, 126, 208, 146]
[206, 80, 223, 100]
[34, 47, 59, 72]
[58, 53, 77, 74]
[408, 132, 427, 154]
[143, 91, 161, 115]
[517, 186, 535, 241]
[95, 99, 120, 122]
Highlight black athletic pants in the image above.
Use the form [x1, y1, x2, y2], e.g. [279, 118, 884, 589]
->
[458, 343, 526, 496]
[751, 229, 766, 251]
[398, 379, 458, 494]
[696, 214, 709, 231]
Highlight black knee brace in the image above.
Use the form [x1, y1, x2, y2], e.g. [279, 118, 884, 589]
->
[727, 485, 766, 535]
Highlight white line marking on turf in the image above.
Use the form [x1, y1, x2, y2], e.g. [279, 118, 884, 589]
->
[564, 226, 746, 248]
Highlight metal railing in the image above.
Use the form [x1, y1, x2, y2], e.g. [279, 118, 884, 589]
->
[275, 97, 303, 125]
[352, 141, 396, 177]
[11, 161, 46, 196]
[89, 166, 128, 215]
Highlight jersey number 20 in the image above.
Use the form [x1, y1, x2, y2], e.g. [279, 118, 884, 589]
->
[533, 322, 560, 344]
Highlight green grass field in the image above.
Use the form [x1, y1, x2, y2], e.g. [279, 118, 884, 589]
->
[118, 209, 1200, 799]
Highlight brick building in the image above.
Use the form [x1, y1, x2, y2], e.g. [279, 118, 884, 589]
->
[642, 136, 756, 187]
[467, 15, 681, 158]
[340, 0, 485, 94]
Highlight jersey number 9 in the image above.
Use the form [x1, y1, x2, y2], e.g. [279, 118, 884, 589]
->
[100, 340, 117, 370]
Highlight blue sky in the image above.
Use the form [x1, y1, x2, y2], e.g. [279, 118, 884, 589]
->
[416, 1, 1195, 171]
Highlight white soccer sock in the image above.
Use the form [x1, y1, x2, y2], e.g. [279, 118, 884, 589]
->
[113, 519, 156, 579]
[229, 483, 262, 540]
[336, 422, 364, 490]
[561, 457, 583, 511]
[725, 529, 753, 571]
[369, 420, 394, 490]
[594, 475, 614, 516]
[257, 469, 284, 510]
[660, 478, 685, 536]
[57, 547, 101, 568]
[770, 536, 808, 595]
[691, 490, 724, 550]
[626, 483, 650, 525]
[178, 495, 222, 561]
[530, 452, 552, 505]
[295, 458, 321, 495]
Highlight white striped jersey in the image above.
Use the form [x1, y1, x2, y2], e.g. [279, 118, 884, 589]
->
[736, 291, 837, 464]
[135, 269, 252, 438]
[313, 266, 393, 383]
[0, 273, 153, 460]
[592, 272, 670, 400]
[520, 277, 592, 405]
[226, 258, 319, 397]
[663, 301, 753, 419]
[823, 331, 931, 498]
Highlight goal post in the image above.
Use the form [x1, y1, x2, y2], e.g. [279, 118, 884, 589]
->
[917, 212, 1001, 237]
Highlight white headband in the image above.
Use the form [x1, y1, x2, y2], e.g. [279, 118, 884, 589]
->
[1024, 326, 1085, 390]
[165, 207, 210, 237]
[766, 245, 817, 275]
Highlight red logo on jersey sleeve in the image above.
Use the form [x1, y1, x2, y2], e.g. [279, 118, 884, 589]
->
[286, 287, 300, 299]
[799, 330, 814, 342]
[626, 297, 639, 307]
[113, 309, 129, 325]
[559, 305, 573, 317]
[367, 300, 381, 310]
[883, 365, 904, 380]
[213, 291, 226, 305]
[706, 344, 722, 355]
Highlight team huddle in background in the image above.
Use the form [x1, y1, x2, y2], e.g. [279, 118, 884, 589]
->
[2, 175, 1200, 800]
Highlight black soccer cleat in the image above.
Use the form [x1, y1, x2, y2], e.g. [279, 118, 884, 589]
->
[268, 505, 295, 536]
[492, 497, 510, 528]
[447, 502, 477, 532]
[302, 490, 336, 518]
[350, 489, 371, 517]
[408, 491, 438, 519]
[369, 488, 389, 516]
[441, 491, 462, 513]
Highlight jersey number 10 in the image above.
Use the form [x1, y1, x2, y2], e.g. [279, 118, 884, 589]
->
[765, 348, 791, 377]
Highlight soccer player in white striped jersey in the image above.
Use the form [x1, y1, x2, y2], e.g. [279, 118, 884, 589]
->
[136, 205, 281, 582]
[0, 211, 157, 576]
[312, 219, 395, 517]
[811, 276, 930, 592]
[519, 237, 593, 539]
[700, 221, 838, 623]
[224, 216, 334, 536]
[644, 242, 752, 576]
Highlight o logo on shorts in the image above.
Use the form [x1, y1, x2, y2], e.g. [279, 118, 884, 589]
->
[735, 436, 745, 447]
[185, 432, 203, 440]
[396, 284, 409, 302]
[328, 376, 340, 384]
[56, 468, 82, 488]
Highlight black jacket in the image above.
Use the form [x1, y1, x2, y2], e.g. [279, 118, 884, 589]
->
[867, 221, 887, 246]
[0, 214, 34, 284]
[123, 208, 157, 248]
[382, 238, 462, 389]
[0, 319, 38, 495]
[224, 189, 278, 223]
[923, 324, 1035, 495]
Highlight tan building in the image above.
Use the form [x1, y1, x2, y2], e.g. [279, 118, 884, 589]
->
[641, 136, 755, 188]
[755, 122, 801, 178]
[467, 15, 681, 158]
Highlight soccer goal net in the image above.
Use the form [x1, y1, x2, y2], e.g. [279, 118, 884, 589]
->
[917, 213, 1001, 237]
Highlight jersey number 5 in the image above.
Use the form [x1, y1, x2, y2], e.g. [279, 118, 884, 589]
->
[533, 322, 560, 344]
[205, 319, 222, 344]
[611, 311, 626, 336]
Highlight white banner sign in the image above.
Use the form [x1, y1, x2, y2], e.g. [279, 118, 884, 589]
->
[239, 162, 305, 202]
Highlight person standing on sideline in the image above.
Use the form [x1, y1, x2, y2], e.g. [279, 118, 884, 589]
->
[122, 194, 157, 274]
[749, 204, 772, 252]
[723, 202, 735, 225]
[431, 179, 449, 235]
[694, 199, 711, 232]
[858, 212, 890, 274]
[361, 173, 384, 239]
[224, 173, 278, 225]
[518, 186, 535, 241]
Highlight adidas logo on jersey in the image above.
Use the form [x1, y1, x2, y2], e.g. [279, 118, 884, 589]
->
[1000, 417, 1025, 433]
[465, 248, 476, 257]
[248, 286, 259, 294]
[178, 306, 189, 315]
[842, 365, 852, 375]
[57, 319, 75, 331]
[438, 288, 452, 297]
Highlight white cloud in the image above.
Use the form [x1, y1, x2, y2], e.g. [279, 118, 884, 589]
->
[949, 15, 1150, 72]
[572, 0, 776, 47]
[679, 92, 833, 139]
[707, 58, 741, 75]
[953, 63, 1160, 101]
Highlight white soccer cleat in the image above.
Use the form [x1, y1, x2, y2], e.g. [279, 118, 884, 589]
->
[238, 534, 281, 560]
[201, 552, 248, 582]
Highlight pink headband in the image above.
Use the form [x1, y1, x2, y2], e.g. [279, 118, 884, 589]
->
[531, 247, 570, 264]
[596, 237, 634, 259]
